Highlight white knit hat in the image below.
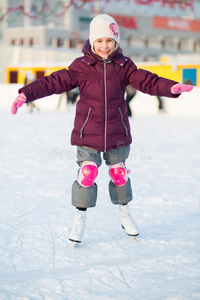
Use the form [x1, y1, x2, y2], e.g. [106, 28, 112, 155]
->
[89, 14, 120, 46]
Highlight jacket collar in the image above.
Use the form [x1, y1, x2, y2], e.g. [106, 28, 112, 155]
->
[81, 39, 129, 67]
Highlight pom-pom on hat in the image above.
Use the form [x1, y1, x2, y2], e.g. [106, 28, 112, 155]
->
[89, 14, 120, 46]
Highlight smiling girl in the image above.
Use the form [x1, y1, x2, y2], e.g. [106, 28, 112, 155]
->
[11, 14, 193, 245]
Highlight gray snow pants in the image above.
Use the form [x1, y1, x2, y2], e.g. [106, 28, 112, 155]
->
[71, 146, 133, 208]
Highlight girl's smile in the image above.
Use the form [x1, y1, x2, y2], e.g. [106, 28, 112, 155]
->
[93, 37, 116, 59]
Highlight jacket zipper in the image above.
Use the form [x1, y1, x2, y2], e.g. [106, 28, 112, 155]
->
[104, 62, 107, 152]
[118, 107, 128, 136]
[80, 107, 92, 138]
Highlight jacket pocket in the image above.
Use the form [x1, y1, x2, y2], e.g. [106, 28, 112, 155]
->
[118, 107, 128, 136]
[80, 107, 92, 138]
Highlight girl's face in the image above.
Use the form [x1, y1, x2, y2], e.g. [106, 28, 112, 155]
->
[93, 37, 116, 59]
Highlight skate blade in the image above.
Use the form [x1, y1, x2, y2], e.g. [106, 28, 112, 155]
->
[69, 238, 81, 247]
[121, 225, 139, 241]
[130, 235, 138, 242]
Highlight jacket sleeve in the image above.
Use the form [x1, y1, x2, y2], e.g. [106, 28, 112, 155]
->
[126, 61, 179, 98]
[19, 68, 78, 102]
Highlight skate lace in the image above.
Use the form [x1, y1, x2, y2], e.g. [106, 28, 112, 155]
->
[122, 206, 136, 226]
[74, 211, 86, 233]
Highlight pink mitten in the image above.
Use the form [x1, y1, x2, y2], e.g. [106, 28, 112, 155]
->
[11, 92, 27, 115]
[171, 83, 193, 95]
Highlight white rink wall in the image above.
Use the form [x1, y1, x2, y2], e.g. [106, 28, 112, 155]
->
[1, 84, 199, 116]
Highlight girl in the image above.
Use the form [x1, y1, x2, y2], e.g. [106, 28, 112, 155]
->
[11, 14, 193, 244]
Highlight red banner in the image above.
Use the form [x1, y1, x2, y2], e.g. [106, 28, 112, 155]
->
[110, 14, 138, 29]
[154, 16, 200, 32]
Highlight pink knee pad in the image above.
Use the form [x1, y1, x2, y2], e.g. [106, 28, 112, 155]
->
[108, 162, 130, 186]
[77, 161, 98, 187]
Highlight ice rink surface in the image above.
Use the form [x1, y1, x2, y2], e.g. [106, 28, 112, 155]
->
[0, 106, 200, 299]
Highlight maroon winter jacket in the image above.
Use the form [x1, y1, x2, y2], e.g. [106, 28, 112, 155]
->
[19, 40, 179, 152]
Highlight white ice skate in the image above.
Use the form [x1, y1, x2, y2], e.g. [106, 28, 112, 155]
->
[69, 209, 87, 244]
[119, 204, 139, 237]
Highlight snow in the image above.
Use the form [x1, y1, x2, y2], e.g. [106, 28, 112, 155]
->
[0, 102, 200, 299]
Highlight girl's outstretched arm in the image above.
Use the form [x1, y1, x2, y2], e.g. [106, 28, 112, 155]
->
[11, 68, 78, 114]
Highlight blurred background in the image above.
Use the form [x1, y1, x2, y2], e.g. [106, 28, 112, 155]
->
[0, 0, 200, 114]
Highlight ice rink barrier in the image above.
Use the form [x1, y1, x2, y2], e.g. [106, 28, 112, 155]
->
[1, 84, 199, 116]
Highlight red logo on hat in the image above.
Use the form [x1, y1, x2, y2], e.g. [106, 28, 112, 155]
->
[109, 23, 119, 37]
